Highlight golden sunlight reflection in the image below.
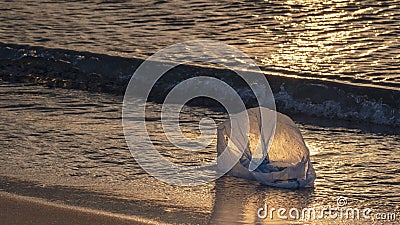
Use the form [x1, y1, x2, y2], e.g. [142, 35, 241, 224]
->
[265, 0, 368, 77]
[305, 140, 323, 156]
[246, 0, 393, 87]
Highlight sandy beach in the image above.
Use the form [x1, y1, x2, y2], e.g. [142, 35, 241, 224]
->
[0, 192, 162, 225]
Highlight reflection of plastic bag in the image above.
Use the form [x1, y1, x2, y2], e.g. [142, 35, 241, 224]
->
[217, 107, 316, 188]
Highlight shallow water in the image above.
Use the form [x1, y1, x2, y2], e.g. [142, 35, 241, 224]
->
[1, 82, 399, 224]
[0, 0, 399, 89]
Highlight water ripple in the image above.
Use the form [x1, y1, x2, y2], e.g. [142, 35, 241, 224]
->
[0, 0, 399, 88]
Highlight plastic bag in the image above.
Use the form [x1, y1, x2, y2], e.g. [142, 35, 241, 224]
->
[217, 107, 316, 188]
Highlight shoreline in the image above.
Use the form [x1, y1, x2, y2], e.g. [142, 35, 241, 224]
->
[1, 81, 399, 225]
[0, 175, 210, 225]
[0, 191, 164, 225]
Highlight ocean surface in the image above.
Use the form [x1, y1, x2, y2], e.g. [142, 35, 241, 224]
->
[0, 0, 399, 89]
[0, 0, 400, 224]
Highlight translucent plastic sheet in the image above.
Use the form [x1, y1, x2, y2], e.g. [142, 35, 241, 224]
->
[217, 107, 316, 188]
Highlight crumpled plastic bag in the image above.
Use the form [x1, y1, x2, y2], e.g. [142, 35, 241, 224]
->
[217, 107, 316, 188]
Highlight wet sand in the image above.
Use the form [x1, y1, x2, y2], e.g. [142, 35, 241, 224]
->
[0, 192, 163, 225]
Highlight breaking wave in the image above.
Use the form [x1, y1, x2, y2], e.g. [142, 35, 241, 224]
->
[1, 42, 399, 127]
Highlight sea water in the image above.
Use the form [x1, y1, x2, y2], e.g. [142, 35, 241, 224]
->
[1, 82, 399, 224]
[0, 0, 399, 89]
